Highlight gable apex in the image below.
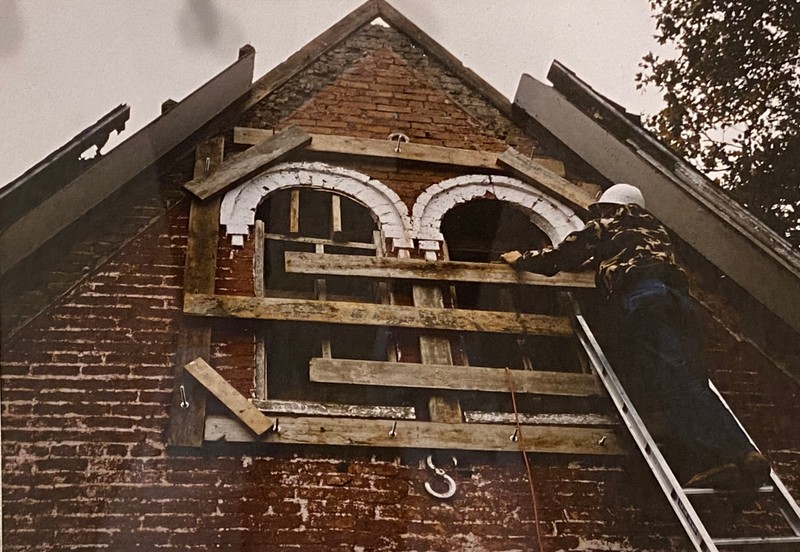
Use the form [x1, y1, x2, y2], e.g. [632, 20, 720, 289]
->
[242, 0, 512, 118]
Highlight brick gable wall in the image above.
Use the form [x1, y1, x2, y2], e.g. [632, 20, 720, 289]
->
[3, 21, 799, 552]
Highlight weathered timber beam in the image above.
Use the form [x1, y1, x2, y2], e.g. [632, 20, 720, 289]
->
[167, 137, 224, 448]
[497, 147, 595, 214]
[184, 126, 311, 200]
[233, 127, 566, 176]
[309, 358, 602, 397]
[183, 293, 574, 336]
[205, 414, 622, 455]
[185, 358, 275, 435]
[284, 251, 595, 288]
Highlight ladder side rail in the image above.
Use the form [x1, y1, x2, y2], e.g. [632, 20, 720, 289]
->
[707, 380, 800, 536]
[572, 311, 718, 552]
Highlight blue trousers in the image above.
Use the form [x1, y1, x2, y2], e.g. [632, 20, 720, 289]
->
[611, 278, 753, 465]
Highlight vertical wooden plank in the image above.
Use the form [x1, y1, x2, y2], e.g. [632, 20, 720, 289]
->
[167, 136, 224, 447]
[253, 220, 265, 297]
[253, 220, 268, 400]
[289, 189, 300, 233]
[374, 230, 398, 363]
[330, 194, 343, 241]
[315, 243, 332, 359]
[412, 283, 462, 423]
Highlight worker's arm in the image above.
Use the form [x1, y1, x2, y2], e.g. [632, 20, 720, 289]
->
[502, 220, 602, 275]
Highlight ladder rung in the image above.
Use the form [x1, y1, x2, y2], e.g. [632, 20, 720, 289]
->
[683, 485, 774, 496]
[713, 536, 800, 547]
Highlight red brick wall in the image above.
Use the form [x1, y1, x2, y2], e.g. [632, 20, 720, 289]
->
[3, 21, 799, 552]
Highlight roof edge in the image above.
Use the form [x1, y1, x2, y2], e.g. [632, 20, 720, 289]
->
[513, 70, 800, 335]
[0, 104, 130, 233]
[547, 60, 800, 275]
[0, 48, 255, 276]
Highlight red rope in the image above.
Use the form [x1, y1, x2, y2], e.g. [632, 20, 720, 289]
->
[505, 367, 545, 552]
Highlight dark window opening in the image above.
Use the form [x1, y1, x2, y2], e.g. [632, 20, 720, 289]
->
[441, 197, 587, 381]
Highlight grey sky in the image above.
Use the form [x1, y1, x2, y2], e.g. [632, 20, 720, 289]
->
[0, 0, 665, 187]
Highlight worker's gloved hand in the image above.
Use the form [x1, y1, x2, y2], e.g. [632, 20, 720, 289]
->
[500, 251, 523, 266]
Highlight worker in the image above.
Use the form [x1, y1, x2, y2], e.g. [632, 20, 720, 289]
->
[500, 183, 770, 489]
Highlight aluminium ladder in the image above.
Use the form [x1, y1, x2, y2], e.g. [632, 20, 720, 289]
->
[572, 306, 800, 551]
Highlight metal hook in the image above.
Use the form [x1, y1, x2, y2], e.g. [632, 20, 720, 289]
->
[388, 132, 409, 153]
[510, 427, 520, 442]
[424, 455, 457, 500]
[179, 385, 189, 409]
[271, 418, 281, 434]
[204, 156, 211, 176]
[388, 421, 398, 438]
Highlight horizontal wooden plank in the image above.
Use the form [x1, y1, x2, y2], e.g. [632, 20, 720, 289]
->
[183, 293, 574, 336]
[264, 232, 376, 250]
[204, 415, 622, 455]
[234, 127, 566, 175]
[465, 411, 617, 426]
[309, 358, 602, 397]
[252, 399, 416, 419]
[284, 251, 595, 287]
[184, 126, 311, 200]
[497, 147, 595, 213]
[184, 358, 275, 435]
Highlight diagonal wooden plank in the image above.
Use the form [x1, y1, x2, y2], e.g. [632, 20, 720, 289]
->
[204, 415, 622, 455]
[309, 358, 603, 397]
[284, 251, 595, 287]
[183, 126, 311, 200]
[183, 293, 574, 336]
[497, 147, 595, 213]
[184, 358, 275, 435]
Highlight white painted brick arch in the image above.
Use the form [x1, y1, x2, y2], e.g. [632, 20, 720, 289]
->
[411, 174, 585, 247]
[220, 162, 413, 247]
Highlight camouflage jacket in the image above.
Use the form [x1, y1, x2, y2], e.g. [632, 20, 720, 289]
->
[513, 204, 687, 298]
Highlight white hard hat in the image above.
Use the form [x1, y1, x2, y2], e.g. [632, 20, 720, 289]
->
[594, 183, 645, 208]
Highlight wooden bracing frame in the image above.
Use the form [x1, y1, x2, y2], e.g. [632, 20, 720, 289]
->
[171, 135, 621, 455]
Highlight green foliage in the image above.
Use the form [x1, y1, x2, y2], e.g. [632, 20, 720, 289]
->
[637, 0, 800, 246]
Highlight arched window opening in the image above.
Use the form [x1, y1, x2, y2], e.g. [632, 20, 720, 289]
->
[440, 198, 592, 416]
[252, 186, 408, 408]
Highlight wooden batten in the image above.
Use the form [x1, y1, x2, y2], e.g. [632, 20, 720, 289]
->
[183, 126, 311, 200]
[183, 293, 575, 336]
[284, 251, 595, 287]
[204, 415, 622, 455]
[309, 358, 603, 397]
[497, 147, 595, 213]
[233, 128, 566, 176]
[168, 137, 224, 448]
